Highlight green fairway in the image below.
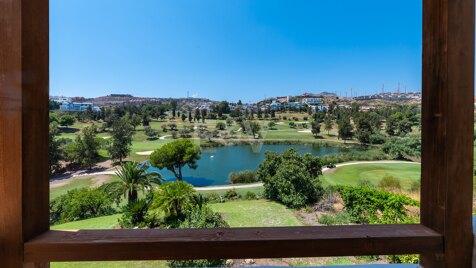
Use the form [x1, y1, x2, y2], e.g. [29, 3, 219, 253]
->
[210, 200, 302, 227]
[322, 163, 421, 190]
[51, 214, 121, 230]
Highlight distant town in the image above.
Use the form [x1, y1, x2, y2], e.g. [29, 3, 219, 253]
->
[50, 90, 422, 113]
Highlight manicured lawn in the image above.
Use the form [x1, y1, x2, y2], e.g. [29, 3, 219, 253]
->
[50, 175, 118, 200]
[200, 186, 264, 197]
[322, 163, 421, 190]
[51, 261, 167, 268]
[51, 214, 121, 230]
[210, 200, 302, 227]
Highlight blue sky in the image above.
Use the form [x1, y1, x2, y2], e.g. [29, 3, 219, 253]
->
[50, 0, 422, 102]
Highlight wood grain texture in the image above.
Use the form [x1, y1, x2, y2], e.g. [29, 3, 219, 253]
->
[24, 225, 443, 262]
[421, 0, 474, 267]
[0, 1, 24, 267]
[0, 0, 49, 267]
[0, 0, 473, 266]
[21, 0, 50, 242]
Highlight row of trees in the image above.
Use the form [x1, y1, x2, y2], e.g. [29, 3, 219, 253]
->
[49, 116, 134, 174]
[306, 103, 420, 146]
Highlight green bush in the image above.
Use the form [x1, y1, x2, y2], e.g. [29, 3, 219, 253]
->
[228, 170, 259, 184]
[243, 191, 258, 200]
[168, 207, 229, 267]
[369, 133, 386, 144]
[318, 212, 354, 225]
[382, 135, 421, 160]
[224, 189, 240, 200]
[205, 192, 225, 203]
[410, 180, 420, 193]
[335, 186, 419, 224]
[377, 175, 402, 191]
[388, 254, 419, 264]
[259, 149, 324, 208]
[147, 181, 198, 227]
[118, 198, 151, 228]
[50, 188, 116, 225]
[357, 179, 374, 188]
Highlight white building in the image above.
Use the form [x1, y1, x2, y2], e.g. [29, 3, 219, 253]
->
[302, 98, 323, 105]
[50, 96, 72, 104]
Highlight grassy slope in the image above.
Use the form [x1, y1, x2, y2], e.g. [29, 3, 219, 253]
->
[322, 163, 421, 190]
[210, 200, 302, 227]
[50, 199, 301, 267]
[50, 175, 118, 200]
[51, 214, 121, 230]
[50, 215, 168, 267]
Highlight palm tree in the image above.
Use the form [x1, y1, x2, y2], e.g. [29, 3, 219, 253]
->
[150, 181, 196, 220]
[106, 161, 163, 203]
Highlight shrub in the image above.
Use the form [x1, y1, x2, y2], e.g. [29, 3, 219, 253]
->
[377, 175, 402, 191]
[228, 170, 259, 184]
[335, 186, 419, 224]
[357, 179, 374, 188]
[259, 149, 324, 208]
[318, 212, 354, 226]
[388, 254, 419, 264]
[205, 192, 224, 203]
[50, 188, 115, 225]
[224, 189, 240, 200]
[144, 126, 159, 140]
[147, 181, 197, 227]
[168, 207, 229, 267]
[382, 135, 421, 160]
[410, 180, 420, 193]
[180, 206, 229, 229]
[243, 191, 258, 200]
[118, 198, 151, 228]
[369, 133, 386, 144]
[268, 121, 277, 130]
[216, 122, 226, 130]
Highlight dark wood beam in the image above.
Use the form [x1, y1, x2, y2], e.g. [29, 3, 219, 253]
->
[421, 0, 475, 267]
[24, 225, 443, 262]
[0, 0, 49, 267]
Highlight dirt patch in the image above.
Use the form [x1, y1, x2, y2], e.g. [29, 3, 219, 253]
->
[50, 175, 95, 189]
[92, 175, 114, 187]
[97, 160, 113, 169]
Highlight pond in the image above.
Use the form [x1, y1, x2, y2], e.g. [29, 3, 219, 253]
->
[146, 143, 354, 186]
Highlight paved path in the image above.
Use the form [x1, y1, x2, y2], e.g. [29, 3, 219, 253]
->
[50, 160, 420, 191]
[195, 183, 264, 191]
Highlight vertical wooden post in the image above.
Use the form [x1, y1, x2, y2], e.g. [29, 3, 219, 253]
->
[0, 0, 49, 267]
[421, 0, 475, 267]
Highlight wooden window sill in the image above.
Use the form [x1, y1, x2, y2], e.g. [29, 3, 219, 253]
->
[24, 224, 442, 262]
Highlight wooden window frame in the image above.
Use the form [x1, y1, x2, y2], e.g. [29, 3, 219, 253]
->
[0, 0, 474, 267]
